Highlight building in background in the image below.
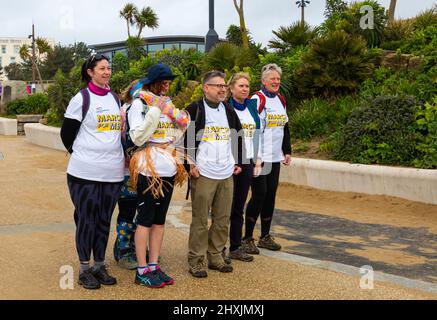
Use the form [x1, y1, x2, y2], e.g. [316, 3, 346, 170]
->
[0, 37, 55, 81]
[90, 35, 207, 62]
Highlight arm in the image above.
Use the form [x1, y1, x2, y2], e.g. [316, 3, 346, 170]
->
[128, 99, 162, 147]
[60, 118, 81, 154]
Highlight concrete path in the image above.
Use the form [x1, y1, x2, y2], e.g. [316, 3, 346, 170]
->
[0, 136, 436, 300]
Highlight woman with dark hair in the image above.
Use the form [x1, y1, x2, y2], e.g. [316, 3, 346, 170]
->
[128, 63, 190, 288]
[60, 53, 124, 290]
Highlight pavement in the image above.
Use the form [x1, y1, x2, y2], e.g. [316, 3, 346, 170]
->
[0, 135, 436, 300]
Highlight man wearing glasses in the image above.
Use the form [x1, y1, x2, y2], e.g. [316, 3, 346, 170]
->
[184, 71, 244, 278]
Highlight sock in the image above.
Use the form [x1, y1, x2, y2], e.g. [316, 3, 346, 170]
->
[148, 263, 159, 271]
[93, 261, 105, 270]
[137, 266, 149, 275]
[80, 262, 91, 274]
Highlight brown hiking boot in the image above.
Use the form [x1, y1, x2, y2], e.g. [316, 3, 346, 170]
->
[189, 259, 208, 278]
[229, 247, 254, 262]
[241, 237, 260, 255]
[208, 260, 233, 273]
[222, 247, 232, 265]
[257, 234, 282, 251]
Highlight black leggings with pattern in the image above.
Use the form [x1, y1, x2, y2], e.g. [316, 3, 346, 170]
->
[67, 174, 122, 262]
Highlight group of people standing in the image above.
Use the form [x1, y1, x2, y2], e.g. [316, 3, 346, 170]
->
[61, 53, 291, 290]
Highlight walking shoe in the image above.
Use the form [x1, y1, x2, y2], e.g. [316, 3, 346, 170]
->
[92, 265, 117, 285]
[208, 261, 233, 273]
[222, 247, 232, 265]
[229, 247, 254, 262]
[189, 260, 208, 278]
[257, 234, 282, 251]
[241, 237, 260, 255]
[135, 270, 165, 288]
[78, 269, 101, 290]
[152, 267, 174, 285]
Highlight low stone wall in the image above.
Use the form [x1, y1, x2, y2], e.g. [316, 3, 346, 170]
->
[24, 123, 66, 152]
[0, 117, 17, 136]
[17, 115, 43, 136]
[22, 124, 437, 205]
[280, 158, 437, 205]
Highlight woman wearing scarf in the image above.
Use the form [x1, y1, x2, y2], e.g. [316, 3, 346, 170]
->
[128, 63, 190, 288]
[61, 54, 124, 290]
[242, 64, 292, 254]
[225, 72, 260, 262]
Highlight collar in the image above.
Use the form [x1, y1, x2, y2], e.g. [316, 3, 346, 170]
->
[204, 97, 220, 109]
[88, 81, 111, 96]
[231, 97, 248, 111]
[261, 86, 278, 98]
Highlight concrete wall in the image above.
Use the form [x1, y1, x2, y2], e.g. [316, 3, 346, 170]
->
[24, 123, 66, 152]
[22, 124, 437, 205]
[280, 158, 437, 205]
[0, 117, 17, 135]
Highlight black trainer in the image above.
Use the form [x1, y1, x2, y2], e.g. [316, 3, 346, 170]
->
[92, 265, 117, 285]
[78, 269, 101, 290]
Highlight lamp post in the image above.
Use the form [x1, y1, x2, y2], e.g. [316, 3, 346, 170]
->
[205, 0, 219, 52]
[28, 23, 36, 92]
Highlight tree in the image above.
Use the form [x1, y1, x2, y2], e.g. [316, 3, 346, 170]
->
[4, 62, 31, 81]
[72, 42, 91, 62]
[134, 6, 159, 38]
[120, 3, 138, 37]
[232, 0, 250, 49]
[388, 0, 397, 23]
[269, 22, 317, 53]
[324, 0, 347, 19]
[296, 0, 310, 25]
[226, 24, 253, 47]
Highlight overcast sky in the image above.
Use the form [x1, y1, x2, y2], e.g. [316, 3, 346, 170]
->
[1, 0, 436, 47]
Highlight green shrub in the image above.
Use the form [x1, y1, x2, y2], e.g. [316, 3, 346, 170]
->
[289, 98, 334, 140]
[203, 42, 258, 72]
[333, 95, 419, 166]
[6, 93, 51, 115]
[413, 96, 437, 168]
[295, 30, 376, 99]
[269, 22, 318, 54]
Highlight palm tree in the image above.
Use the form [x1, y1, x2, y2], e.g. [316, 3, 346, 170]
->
[232, 0, 250, 49]
[269, 22, 317, 53]
[388, 0, 397, 23]
[120, 3, 138, 37]
[296, 0, 310, 26]
[134, 6, 159, 38]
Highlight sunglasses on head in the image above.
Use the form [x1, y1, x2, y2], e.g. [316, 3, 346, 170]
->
[87, 53, 108, 68]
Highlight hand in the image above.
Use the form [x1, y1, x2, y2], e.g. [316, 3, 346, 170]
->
[283, 154, 292, 166]
[190, 165, 200, 178]
[253, 160, 263, 177]
[156, 96, 168, 112]
[233, 166, 242, 175]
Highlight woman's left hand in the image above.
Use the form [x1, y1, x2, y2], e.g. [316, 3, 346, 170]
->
[283, 154, 292, 166]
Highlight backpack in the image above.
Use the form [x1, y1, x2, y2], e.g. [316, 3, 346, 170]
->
[79, 88, 121, 121]
[254, 91, 287, 114]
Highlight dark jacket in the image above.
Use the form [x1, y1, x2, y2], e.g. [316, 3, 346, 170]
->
[183, 98, 246, 171]
[228, 98, 261, 162]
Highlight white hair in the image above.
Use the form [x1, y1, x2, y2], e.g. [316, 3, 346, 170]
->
[261, 63, 282, 81]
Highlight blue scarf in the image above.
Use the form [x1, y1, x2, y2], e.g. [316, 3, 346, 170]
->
[231, 97, 248, 111]
[261, 86, 278, 98]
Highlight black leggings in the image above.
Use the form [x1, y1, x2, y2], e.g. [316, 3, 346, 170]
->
[67, 174, 122, 262]
[136, 175, 175, 228]
[245, 162, 281, 239]
[230, 162, 254, 251]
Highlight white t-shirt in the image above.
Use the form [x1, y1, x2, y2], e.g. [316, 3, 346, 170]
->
[235, 108, 256, 160]
[252, 93, 288, 163]
[196, 101, 235, 180]
[128, 99, 177, 178]
[64, 89, 124, 182]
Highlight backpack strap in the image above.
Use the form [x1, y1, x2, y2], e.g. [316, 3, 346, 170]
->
[278, 93, 287, 110]
[109, 91, 121, 108]
[80, 88, 90, 121]
[254, 91, 266, 114]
